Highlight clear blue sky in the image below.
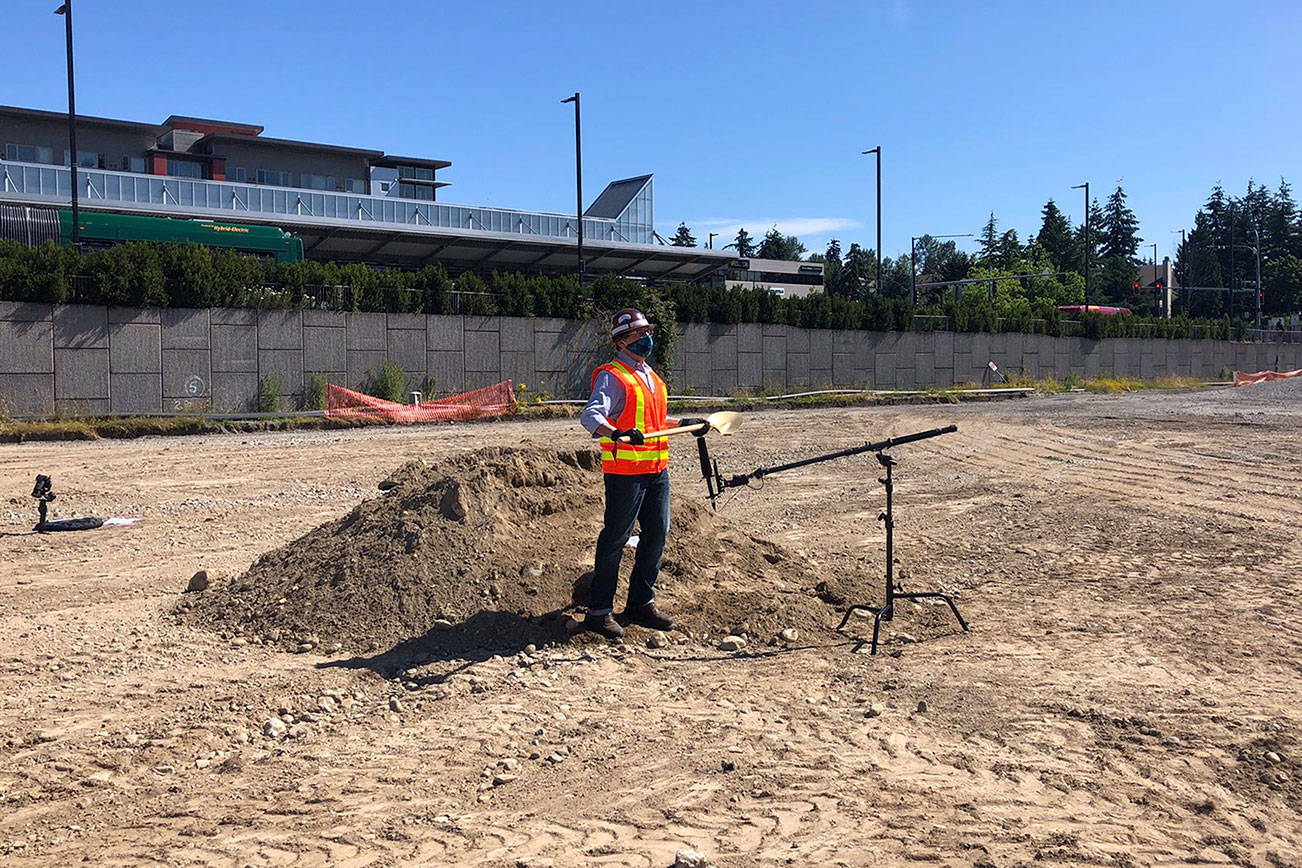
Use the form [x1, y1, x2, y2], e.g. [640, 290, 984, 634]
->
[5, 0, 1300, 262]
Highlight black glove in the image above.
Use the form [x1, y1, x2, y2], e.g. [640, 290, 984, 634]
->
[612, 427, 645, 445]
[679, 417, 710, 437]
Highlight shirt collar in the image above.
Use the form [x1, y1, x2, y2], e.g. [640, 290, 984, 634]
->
[615, 351, 649, 372]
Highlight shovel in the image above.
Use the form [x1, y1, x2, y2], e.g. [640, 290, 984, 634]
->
[617, 411, 741, 442]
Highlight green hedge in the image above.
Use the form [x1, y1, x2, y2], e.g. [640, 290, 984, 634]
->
[0, 239, 1238, 343]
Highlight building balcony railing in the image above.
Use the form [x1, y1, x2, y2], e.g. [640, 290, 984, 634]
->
[0, 159, 655, 245]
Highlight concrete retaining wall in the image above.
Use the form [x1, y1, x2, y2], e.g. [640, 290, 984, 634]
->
[2, 302, 1300, 416]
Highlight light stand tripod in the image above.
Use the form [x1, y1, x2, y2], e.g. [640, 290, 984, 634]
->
[701, 424, 969, 654]
[835, 449, 968, 654]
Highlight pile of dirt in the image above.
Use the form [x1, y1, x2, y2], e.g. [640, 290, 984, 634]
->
[178, 446, 844, 654]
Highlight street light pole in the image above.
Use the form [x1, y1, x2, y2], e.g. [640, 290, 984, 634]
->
[1253, 227, 1262, 329]
[1151, 242, 1160, 315]
[910, 236, 916, 305]
[561, 92, 583, 282]
[1171, 228, 1186, 315]
[55, 1, 78, 245]
[707, 232, 717, 250]
[1228, 201, 1236, 320]
[862, 146, 881, 295]
[1072, 182, 1090, 310]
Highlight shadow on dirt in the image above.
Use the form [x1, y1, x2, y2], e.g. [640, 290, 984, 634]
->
[317, 608, 579, 680]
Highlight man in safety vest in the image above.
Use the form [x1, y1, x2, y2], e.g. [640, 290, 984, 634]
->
[579, 308, 708, 639]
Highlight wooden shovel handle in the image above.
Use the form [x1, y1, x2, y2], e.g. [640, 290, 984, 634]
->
[616, 422, 708, 442]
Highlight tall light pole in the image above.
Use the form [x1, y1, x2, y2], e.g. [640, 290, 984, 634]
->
[707, 232, 718, 250]
[1171, 228, 1186, 315]
[862, 146, 881, 295]
[1072, 182, 1089, 310]
[55, 1, 79, 245]
[1252, 228, 1262, 329]
[910, 233, 972, 306]
[561, 93, 583, 282]
[1151, 242, 1160, 315]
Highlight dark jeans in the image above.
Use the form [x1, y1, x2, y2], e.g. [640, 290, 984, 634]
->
[589, 469, 670, 615]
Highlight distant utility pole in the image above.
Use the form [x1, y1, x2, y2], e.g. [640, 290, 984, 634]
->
[55, 1, 79, 245]
[561, 92, 583, 282]
[1072, 182, 1089, 309]
[863, 146, 881, 295]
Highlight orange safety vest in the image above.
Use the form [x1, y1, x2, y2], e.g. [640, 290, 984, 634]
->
[592, 358, 669, 475]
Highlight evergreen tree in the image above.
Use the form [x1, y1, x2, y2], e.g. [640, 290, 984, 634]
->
[1263, 254, 1302, 315]
[725, 227, 755, 258]
[1181, 209, 1225, 315]
[997, 229, 1023, 271]
[822, 239, 847, 297]
[1099, 184, 1141, 261]
[757, 227, 807, 260]
[669, 222, 696, 247]
[879, 254, 912, 300]
[1035, 198, 1074, 271]
[841, 242, 875, 300]
[1071, 197, 1106, 279]
[912, 235, 971, 283]
[977, 212, 1000, 263]
[1264, 179, 1299, 260]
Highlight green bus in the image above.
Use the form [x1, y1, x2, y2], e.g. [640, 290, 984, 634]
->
[0, 204, 304, 263]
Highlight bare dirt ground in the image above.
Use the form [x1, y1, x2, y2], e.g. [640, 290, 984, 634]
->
[1, 387, 1300, 867]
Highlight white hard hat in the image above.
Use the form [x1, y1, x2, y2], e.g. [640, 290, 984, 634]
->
[610, 308, 652, 340]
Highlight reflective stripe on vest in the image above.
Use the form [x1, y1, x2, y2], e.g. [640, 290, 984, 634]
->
[594, 359, 669, 475]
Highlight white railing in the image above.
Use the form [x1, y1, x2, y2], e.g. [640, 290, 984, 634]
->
[0, 159, 648, 244]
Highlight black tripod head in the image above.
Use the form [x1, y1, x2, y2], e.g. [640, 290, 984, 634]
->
[32, 474, 56, 529]
[32, 474, 55, 503]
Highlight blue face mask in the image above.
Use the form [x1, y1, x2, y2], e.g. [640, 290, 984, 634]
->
[627, 334, 654, 357]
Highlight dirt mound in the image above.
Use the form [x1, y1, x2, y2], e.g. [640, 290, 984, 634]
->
[178, 446, 841, 654]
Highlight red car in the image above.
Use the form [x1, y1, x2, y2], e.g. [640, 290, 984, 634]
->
[1057, 304, 1132, 316]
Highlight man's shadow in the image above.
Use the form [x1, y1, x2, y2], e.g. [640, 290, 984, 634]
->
[317, 572, 618, 682]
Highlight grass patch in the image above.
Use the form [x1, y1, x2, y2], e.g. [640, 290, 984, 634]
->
[0, 414, 379, 443]
[1000, 372, 1210, 394]
[0, 373, 1214, 443]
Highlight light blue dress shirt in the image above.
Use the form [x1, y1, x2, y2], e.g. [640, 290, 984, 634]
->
[580, 351, 661, 437]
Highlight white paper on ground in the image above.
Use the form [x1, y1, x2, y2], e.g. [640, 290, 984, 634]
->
[625, 535, 639, 549]
[101, 517, 140, 527]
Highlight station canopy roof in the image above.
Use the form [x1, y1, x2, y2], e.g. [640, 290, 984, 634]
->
[274, 212, 734, 280]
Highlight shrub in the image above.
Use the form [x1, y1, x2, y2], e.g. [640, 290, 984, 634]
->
[257, 373, 282, 413]
[368, 360, 406, 403]
[304, 372, 328, 411]
[0, 238, 1252, 343]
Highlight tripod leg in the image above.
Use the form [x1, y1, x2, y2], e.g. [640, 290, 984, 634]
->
[894, 591, 969, 632]
[870, 604, 890, 655]
[837, 604, 877, 632]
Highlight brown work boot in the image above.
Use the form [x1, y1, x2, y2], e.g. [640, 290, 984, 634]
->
[623, 602, 673, 631]
[582, 612, 625, 640]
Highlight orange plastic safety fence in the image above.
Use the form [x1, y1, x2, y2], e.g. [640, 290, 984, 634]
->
[325, 380, 515, 423]
[1233, 369, 1302, 387]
